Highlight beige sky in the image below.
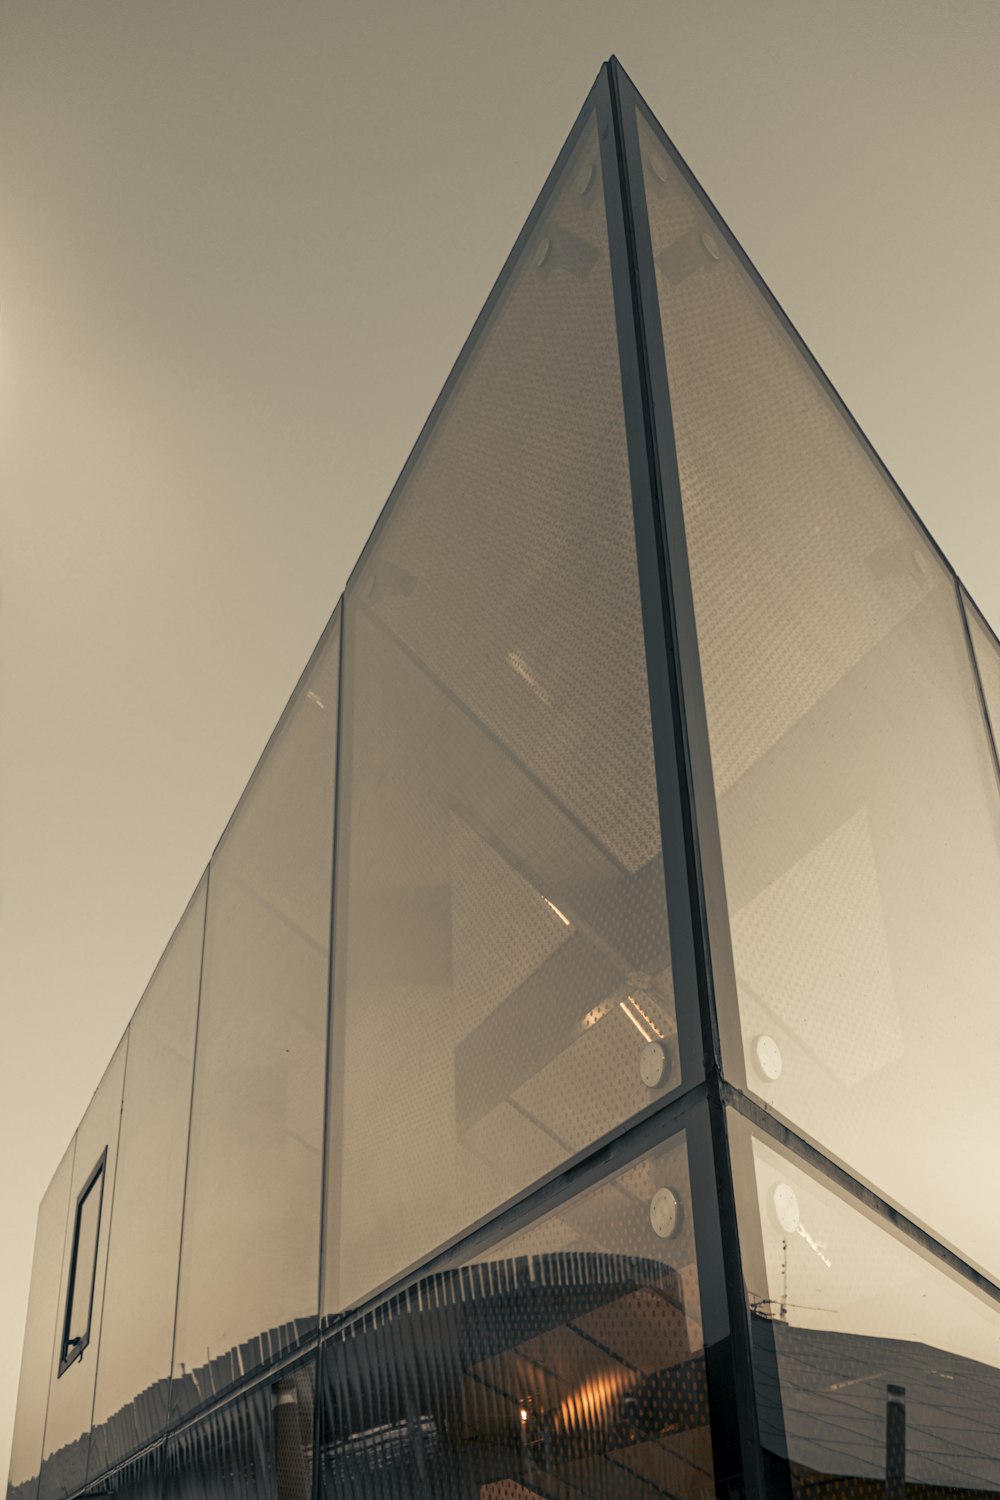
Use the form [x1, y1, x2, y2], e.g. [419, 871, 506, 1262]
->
[2, 1, 998, 1488]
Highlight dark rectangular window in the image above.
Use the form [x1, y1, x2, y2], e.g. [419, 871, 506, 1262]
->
[58, 1150, 106, 1376]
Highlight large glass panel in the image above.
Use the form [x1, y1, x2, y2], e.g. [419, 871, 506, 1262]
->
[89, 878, 207, 1478]
[731, 1113, 1000, 1496]
[39, 1039, 128, 1500]
[329, 103, 679, 1314]
[163, 1358, 315, 1500]
[964, 592, 1000, 765]
[7, 1143, 76, 1500]
[638, 106, 1000, 1277]
[319, 1127, 713, 1499]
[171, 614, 339, 1419]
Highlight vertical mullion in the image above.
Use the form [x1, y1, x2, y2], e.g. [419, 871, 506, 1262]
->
[316, 601, 346, 1325]
[165, 868, 211, 1436]
[598, 57, 767, 1500]
[314, 601, 346, 1500]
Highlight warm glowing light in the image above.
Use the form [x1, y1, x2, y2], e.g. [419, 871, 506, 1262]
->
[542, 896, 571, 926]
[624, 992, 664, 1040]
[620, 997, 652, 1042]
[519, 1406, 529, 1424]
[582, 1000, 612, 1029]
[557, 1366, 630, 1436]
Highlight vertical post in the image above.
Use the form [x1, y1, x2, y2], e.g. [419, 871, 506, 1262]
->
[886, 1384, 906, 1500]
[315, 605, 347, 1500]
[596, 56, 768, 1500]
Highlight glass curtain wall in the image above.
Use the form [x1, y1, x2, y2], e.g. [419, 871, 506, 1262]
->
[6, 1144, 76, 1500]
[171, 610, 340, 1418]
[617, 56, 1000, 1498]
[633, 95, 1000, 1285]
[323, 89, 688, 1319]
[88, 879, 207, 1477]
[38, 1040, 128, 1500]
[10, 57, 1000, 1500]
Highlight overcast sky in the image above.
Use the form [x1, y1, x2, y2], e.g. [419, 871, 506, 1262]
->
[2, 1, 998, 1487]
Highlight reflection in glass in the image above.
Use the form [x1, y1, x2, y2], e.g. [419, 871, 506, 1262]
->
[329, 109, 678, 1314]
[83, 1444, 162, 1500]
[738, 1121, 1000, 1496]
[319, 1129, 713, 1500]
[40, 1040, 128, 1500]
[89, 879, 207, 1477]
[164, 1359, 315, 1500]
[639, 108, 1000, 1278]
[6, 1144, 76, 1500]
[171, 616, 339, 1418]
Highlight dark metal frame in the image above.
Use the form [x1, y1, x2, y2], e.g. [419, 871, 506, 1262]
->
[57, 1150, 108, 1379]
[597, 57, 766, 1500]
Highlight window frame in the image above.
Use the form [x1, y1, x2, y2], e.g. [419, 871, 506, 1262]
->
[57, 1147, 108, 1377]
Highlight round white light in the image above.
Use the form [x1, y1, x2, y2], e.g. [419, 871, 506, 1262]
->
[649, 1186, 681, 1239]
[754, 1034, 783, 1082]
[639, 1039, 670, 1089]
[772, 1183, 800, 1235]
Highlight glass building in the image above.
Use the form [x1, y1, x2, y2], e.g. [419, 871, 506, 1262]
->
[8, 57, 1000, 1500]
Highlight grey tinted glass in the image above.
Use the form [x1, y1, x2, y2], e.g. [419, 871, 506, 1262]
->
[733, 1116, 1000, 1496]
[171, 616, 339, 1417]
[63, 1169, 104, 1358]
[85, 1446, 161, 1500]
[965, 593, 1000, 765]
[164, 1359, 315, 1500]
[638, 108, 1000, 1278]
[89, 878, 207, 1477]
[319, 1128, 712, 1500]
[7, 1144, 75, 1500]
[329, 110, 677, 1314]
[40, 1039, 128, 1500]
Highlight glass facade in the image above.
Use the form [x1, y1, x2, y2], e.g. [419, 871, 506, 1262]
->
[171, 611, 340, 1418]
[88, 879, 207, 1477]
[326, 105, 680, 1317]
[637, 100, 1000, 1284]
[8, 58, 1000, 1500]
[7, 1143, 75, 1500]
[39, 1039, 128, 1500]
